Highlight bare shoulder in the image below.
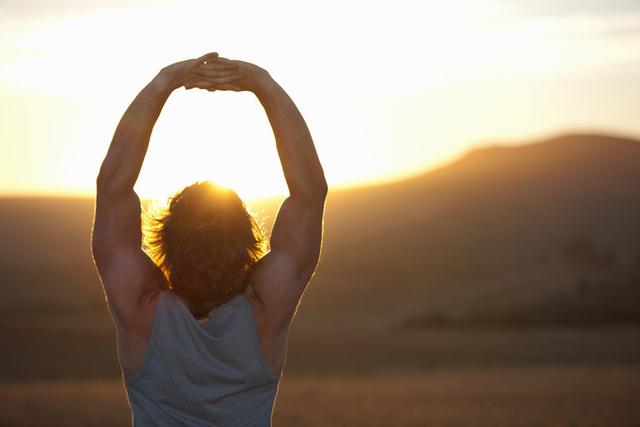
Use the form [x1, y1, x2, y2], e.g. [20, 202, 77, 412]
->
[246, 250, 306, 327]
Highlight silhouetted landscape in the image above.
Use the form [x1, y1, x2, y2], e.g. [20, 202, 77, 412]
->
[2, 133, 639, 323]
[1, 133, 639, 425]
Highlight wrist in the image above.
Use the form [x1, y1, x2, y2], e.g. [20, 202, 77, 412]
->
[252, 72, 279, 99]
[252, 75, 282, 105]
[150, 70, 178, 95]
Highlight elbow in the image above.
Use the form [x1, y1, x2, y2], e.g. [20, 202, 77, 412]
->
[95, 172, 109, 192]
[312, 178, 329, 202]
[316, 179, 328, 199]
[96, 163, 113, 192]
[293, 179, 328, 204]
[96, 173, 117, 197]
[96, 168, 129, 197]
[312, 171, 329, 198]
[310, 175, 329, 199]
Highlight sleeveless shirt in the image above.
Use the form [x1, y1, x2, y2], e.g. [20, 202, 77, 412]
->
[122, 289, 281, 426]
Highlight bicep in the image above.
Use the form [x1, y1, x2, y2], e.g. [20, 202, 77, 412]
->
[251, 195, 326, 326]
[271, 195, 326, 283]
[92, 189, 143, 249]
[92, 189, 162, 322]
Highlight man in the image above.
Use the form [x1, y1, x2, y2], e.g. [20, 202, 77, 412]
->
[91, 51, 327, 425]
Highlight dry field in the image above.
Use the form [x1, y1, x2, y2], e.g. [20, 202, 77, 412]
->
[1, 365, 639, 427]
[2, 320, 639, 425]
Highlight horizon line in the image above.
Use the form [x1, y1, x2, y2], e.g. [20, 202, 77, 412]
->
[2, 129, 638, 201]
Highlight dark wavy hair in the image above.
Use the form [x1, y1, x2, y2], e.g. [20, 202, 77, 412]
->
[144, 180, 268, 319]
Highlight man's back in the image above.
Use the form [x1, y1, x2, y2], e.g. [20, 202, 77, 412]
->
[92, 51, 327, 425]
[123, 289, 280, 426]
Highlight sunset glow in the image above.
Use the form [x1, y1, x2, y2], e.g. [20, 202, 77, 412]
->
[1, 1, 639, 200]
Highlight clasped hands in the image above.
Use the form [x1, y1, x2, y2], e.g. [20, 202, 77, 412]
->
[156, 52, 270, 94]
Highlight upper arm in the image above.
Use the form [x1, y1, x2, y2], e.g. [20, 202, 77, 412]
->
[250, 193, 327, 329]
[91, 187, 164, 324]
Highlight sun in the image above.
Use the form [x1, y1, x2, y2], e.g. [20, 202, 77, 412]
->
[131, 90, 289, 202]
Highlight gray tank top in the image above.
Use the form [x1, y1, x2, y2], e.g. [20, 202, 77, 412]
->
[122, 289, 281, 426]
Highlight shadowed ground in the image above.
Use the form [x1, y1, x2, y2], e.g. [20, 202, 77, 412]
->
[0, 325, 639, 425]
[1, 366, 639, 427]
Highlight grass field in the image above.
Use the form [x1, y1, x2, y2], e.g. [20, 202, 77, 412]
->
[1, 366, 639, 427]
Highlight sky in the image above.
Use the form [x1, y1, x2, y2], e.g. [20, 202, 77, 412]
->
[1, 0, 639, 200]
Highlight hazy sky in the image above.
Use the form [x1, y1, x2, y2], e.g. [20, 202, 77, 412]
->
[1, 0, 639, 199]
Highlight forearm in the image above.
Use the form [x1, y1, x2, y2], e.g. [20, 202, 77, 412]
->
[97, 75, 173, 195]
[254, 77, 327, 200]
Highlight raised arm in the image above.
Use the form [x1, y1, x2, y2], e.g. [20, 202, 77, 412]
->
[252, 71, 328, 319]
[191, 60, 328, 329]
[92, 52, 241, 321]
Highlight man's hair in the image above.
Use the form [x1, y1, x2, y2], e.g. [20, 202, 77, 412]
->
[144, 180, 267, 319]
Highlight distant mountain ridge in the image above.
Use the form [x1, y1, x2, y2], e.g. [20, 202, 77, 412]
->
[1, 132, 639, 326]
[306, 132, 640, 325]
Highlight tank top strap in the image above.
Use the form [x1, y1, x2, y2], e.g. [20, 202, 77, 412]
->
[123, 289, 170, 384]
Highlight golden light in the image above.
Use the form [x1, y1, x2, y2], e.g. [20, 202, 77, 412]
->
[1, 2, 639, 199]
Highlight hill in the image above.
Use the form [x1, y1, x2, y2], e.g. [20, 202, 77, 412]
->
[309, 133, 640, 326]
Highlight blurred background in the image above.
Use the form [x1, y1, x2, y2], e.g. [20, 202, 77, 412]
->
[1, 0, 639, 426]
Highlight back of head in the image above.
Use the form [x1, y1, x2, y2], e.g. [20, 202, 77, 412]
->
[144, 180, 267, 319]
